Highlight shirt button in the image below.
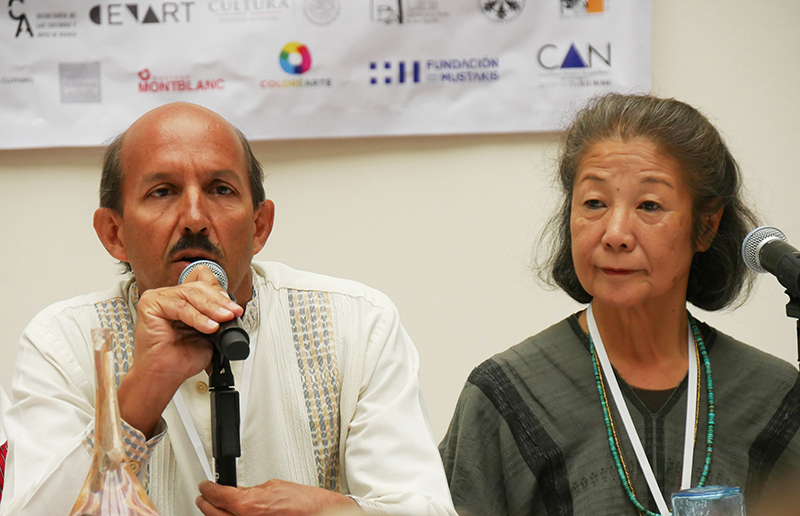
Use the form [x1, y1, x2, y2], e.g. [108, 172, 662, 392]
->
[128, 461, 141, 474]
[196, 381, 209, 394]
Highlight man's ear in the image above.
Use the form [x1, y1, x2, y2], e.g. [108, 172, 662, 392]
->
[93, 208, 129, 262]
[697, 207, 724, 252]
[252, 200, 275, 256]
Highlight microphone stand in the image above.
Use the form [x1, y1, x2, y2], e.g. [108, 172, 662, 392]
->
[784, 291, 800, 366]
[208, 347, 241, 486]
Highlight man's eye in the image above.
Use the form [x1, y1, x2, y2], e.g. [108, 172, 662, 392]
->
[214, 185, 233, 195]
[640, 201, 661, 212]
[150, 187, 171, 198]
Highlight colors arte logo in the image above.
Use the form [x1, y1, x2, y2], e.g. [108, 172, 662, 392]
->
[8, 0, 33, 37]
[137, 68, 225, 92]
[261, 42, 331, 88]
[90, 2, 194, 24]
[369, 60, 420, 85]
[479, 0, 524, 21]
[537, 43, 610, 70]
[280, 42, 312, 75]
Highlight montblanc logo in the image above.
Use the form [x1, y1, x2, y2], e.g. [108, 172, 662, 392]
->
[479, 0, 524, 21]
[90, 2, 195, 24]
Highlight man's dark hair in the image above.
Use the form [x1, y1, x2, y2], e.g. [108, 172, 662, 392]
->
[99, 127, 266, 214]
[537, 93, 758, 311]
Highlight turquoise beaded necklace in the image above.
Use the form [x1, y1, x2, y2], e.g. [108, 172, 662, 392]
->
[589, 313, 715, 516]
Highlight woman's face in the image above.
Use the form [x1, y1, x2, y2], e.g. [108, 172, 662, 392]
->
[570, 138, 699, 310]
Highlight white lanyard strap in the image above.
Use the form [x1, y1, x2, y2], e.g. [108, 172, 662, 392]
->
[171, 338, 256, 483]
[173, 388, 213, 481]
[587, 304, 698, 516]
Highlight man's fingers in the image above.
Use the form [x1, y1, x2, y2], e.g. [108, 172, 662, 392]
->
[184, 264, 226, 290]
[196, 494, 236, 516]
[198, 481, 241, 512]
[140, 286, 241, 333]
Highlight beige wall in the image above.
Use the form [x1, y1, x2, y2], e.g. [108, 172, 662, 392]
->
[1, 0, 799, 440]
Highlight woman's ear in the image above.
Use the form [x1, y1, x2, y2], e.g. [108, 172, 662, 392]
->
[697, 207, 724, 252]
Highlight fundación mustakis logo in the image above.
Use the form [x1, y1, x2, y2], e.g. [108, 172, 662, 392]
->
[137, 68, 225, 92]
[90, 2, 195, 24]
[370, 56, 500, 85]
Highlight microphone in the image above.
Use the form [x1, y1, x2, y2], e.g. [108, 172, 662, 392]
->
[742, 226, 800, 298]
[179, 260, 250, 361]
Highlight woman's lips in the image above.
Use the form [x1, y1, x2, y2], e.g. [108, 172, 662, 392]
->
[601, 267, 636, 275]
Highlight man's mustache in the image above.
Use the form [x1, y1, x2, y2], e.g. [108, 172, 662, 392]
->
[169, 233, 223, 259]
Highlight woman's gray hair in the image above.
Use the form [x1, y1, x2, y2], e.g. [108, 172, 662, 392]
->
[538, 93, 758, 311]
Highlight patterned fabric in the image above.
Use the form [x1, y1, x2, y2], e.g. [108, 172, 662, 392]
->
[287, 289, 341, 491]
[440, 315, 800, 516]
[83, 278, 262, 492]
[0, 440, 6, 504]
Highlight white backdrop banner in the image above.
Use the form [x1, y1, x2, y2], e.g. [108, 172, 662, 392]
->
[0, 0, 651, 149]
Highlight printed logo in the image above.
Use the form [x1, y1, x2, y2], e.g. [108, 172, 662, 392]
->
[304, 0, 340, 25]
[260, 42, 332, 88]
[370, 61, 420, 85]
[207, 0, 290, 22]
[1, 75, 34, 85]
[59, 62, 102, 103]
[370, 57, 501, 85]
[537, 43, 610, 70]
[137, 68, 225, 92]
[90, 2, 195, 24]
[8, 1, 79, 38]
[371, 0, 449, 24]
[479, 0, 524, 21]
[426, 57, 499, 83]
[536, 43, 612, 88]
[9, 0, 33, 37]
[560, 0, 604, 16]
[279, 42, 312, 74]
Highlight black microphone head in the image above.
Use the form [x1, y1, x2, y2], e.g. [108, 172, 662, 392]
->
[179, 259, 228, 290]
[742, 226, 787, 274]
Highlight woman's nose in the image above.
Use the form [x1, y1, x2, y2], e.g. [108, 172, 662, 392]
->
[601, 208, 635, 251]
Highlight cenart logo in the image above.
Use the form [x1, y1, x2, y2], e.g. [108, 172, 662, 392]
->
[9, 0, 33, 37]
[137, 68, 224, 92]
[369, 60, 420, 85]
[279, 42, 312, 75]
[537, 43, 610, 70]
[479, 0, 524, 21]
[90, 2, 195, 24]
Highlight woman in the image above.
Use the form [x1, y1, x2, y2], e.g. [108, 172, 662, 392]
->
[439, 94, 800, 516]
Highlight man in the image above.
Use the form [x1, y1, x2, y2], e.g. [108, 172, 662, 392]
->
[0, 103, 455, 516]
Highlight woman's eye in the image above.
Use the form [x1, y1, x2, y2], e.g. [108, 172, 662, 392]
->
[585, 199, 605, 209]
[640, 200, 661, 212]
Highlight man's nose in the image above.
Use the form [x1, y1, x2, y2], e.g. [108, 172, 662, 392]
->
[601, 207, 635, 251]
[179, 188, 210, 235]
